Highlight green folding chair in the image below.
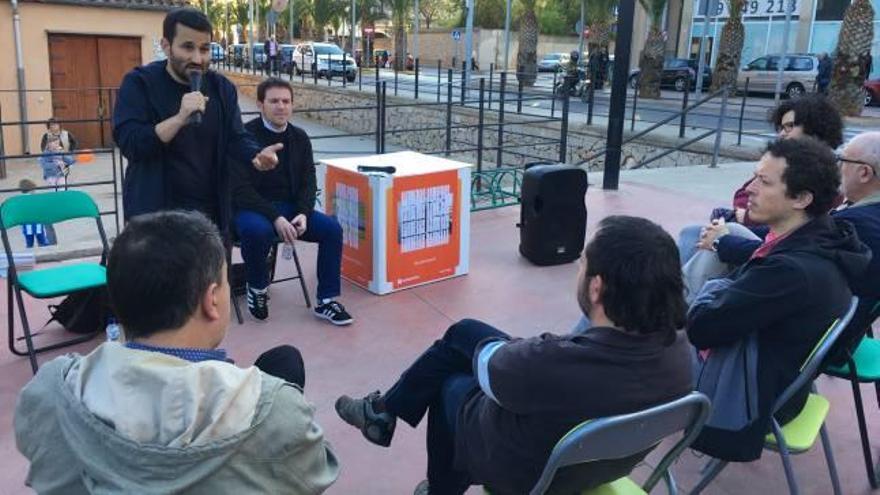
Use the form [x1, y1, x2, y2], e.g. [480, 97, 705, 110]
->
[486, 392, 711, 495]
[691, 296, 859, 495]
[823, 299, 880, 489]
[1, 190, 109, 374]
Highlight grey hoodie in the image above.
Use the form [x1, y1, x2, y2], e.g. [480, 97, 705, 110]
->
[15, 344, 339, 494]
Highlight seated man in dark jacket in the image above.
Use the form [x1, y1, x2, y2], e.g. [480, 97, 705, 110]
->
[687, 137, 871, 462]
[232, 78, 351, 325]
[336, 216, 694, 495]
[697, 131, 880, 360]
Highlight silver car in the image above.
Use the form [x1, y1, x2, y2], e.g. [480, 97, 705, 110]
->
[736, 54, 819, 98]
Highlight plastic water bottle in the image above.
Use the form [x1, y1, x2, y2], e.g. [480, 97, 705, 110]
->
[282, 243, 294, 260]
[105, 317, 121, 342]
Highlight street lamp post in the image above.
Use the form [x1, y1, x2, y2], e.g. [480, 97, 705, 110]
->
[603, 0, 636, 190]
[503, 0, 511, 71]
[351, 0, 356, 52]
[464, 0, 474, 87]
[414, 0, 420, 63]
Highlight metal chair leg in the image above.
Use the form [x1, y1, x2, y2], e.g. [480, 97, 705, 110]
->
[231, 292, 244, 324]
[14, 287, 39, 374]
[819, 423, 843, 495]
[291, 246, 312, 308]
[689, 458, 727, 495]
[771, 421, 800, 495]
[849, 371, 879, 489]
[7, 279, 15, 356]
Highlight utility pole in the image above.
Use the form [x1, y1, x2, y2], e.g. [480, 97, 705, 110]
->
[602, 0, 636, 190]
[10, 0, 29, 153]
[464, 0, 474, 87]
[414, 0, 420, 63]
[774, 0, 794, 103]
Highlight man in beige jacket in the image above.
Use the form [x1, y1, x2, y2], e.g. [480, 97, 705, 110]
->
[15, 210, 339, 494]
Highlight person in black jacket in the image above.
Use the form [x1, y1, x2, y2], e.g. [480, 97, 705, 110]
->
[687, 137, 871, 462]
[112, 7, 281, 232]
[336, 216, 693, 495]
[232, 78, 351, 325]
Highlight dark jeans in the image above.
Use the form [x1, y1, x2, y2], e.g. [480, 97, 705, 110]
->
[235, 203, 343, 300]
[383, 319, 510, 495]
[254, 344, 306, 388]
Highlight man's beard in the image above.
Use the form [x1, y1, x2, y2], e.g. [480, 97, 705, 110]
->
[168, 53, 207, 83]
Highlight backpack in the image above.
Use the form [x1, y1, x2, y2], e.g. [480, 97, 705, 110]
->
[45, 286, 109, 335]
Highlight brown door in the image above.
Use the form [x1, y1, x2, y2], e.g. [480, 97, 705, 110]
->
[48, 34, 101, 149]
[98, 37, 142, 146]
[48, 34, 141, 149]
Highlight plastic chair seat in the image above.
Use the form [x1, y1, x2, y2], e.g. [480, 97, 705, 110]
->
[825, 337, 880, 381]
[17, 263, 106, 298]
[581, 477, 645, 495]
[765, 393, 829, 453]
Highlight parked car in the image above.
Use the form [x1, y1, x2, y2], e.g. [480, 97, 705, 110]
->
[210, 42, 225, 63]
[538, 53, 569, 72]
[865, 79, 880, 106]
[292, 42, 357, 81]
[736, 54, 819, 98]
[228, 43, 245, 67]
[243, 43, 267, 69]
[279, 44, 296, 72]
[628, 58, 711, 92]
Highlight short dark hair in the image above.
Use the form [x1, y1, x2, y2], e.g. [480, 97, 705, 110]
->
[257, 77, 294, 102]
[765, 137, 841, 217]
[769, 95, 844, 149]
[584, 216, 686, 341]
[163, 7, 212, 43]
[107, 210, 225, 340]
[45, 118, 58, 129]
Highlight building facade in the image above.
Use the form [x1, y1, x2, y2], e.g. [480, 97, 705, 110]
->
[671, 0, 878, 78]
[1, 0, 185, 156]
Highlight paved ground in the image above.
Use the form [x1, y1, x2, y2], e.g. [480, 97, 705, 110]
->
[0, 91, 878, 495]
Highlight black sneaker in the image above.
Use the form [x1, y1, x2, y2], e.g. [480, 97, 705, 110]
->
[335, 391, 396, 447]
[314, 300, 353, 326]
[246, 285, 268, 320]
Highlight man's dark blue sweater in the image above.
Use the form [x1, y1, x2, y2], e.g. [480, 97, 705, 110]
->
[113, 61, 260, 232]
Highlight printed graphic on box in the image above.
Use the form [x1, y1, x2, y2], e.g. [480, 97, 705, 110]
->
[326, 167, 373, 287]
[386, 170, 461, 289]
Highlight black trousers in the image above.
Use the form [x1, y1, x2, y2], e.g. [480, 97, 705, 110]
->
[383, 319, 510, 495]
[254, 344, 306, 389]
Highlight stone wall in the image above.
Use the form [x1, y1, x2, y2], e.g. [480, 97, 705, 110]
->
[227, 72, 757, 171]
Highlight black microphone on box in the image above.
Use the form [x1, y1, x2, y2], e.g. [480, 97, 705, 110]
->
[188, 70, 203, 126]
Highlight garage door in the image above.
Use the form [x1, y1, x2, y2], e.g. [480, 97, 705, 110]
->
[48, 34, 141, 149]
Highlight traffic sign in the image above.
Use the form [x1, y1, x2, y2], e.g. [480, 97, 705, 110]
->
[451, 30, 461, 41]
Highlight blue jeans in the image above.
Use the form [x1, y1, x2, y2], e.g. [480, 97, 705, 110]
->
[678, 224, 702, 265]
[235, 203, 343, 300]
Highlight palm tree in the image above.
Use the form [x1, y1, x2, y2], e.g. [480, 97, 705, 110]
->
[313, 0, 341, 40]
[585, 0, 616, 53]
[636, 0, 667, 98]
[830, 0, 875, 116]
[711, 0, 745, 92]
[516, 0, 539, 85]
[389, 0, 410, 70]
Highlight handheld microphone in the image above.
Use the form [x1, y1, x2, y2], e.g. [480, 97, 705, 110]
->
[188, 70, 203, 126]
[357, 165, 396, 175]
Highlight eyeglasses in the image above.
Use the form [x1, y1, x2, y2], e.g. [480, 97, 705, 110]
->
[776, 121, 797, 133]
[836, 154, 879, 175]
[836, 154, 875, 167]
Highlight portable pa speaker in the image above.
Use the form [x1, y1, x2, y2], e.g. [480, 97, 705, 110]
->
[518, 164, 588, 265]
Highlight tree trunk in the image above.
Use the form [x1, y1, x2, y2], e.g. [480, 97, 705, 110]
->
[394, 22, 406, 71]
[830, 0, 874, 116]
[711, 0, 745, 92]
[638, 27, 665, 99]
[516, 4, 538, 86]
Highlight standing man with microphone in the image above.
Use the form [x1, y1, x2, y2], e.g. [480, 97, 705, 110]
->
[113, 7, 281, 232]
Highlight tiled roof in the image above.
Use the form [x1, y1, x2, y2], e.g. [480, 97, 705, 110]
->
[22, 0, 191, 11]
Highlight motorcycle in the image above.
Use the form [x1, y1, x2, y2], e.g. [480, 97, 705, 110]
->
[553, 67, 588, 98]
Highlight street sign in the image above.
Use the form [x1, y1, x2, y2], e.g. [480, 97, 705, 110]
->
[451, 30, 461, 41]
[267, 9, 278, 26]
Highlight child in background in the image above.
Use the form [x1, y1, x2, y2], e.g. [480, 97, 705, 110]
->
[18, 179, 50, 248]
[38, 137, 75, 190]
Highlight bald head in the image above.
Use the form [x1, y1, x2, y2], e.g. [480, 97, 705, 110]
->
[840, 132, 880, 203]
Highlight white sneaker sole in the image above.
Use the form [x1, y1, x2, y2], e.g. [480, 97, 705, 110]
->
[313, 310, 353, 326]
